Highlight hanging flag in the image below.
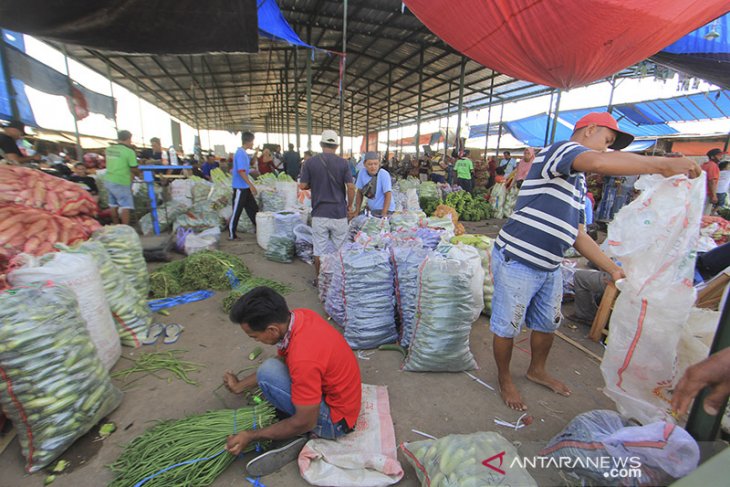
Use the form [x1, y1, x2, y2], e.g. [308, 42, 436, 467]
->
[66, 86, 89, 121]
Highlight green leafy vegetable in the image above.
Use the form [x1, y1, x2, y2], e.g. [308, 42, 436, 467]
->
[223, 277, 293, 313]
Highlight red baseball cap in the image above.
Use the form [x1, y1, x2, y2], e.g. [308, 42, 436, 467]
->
[574, 112, 634, 150]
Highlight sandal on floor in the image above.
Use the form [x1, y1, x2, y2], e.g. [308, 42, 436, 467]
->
[142, 323, 166, 345]
[163, 323, 184, 344]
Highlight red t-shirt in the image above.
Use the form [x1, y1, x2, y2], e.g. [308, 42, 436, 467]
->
[278, 309, 362, 428]
[702, 160, 720, 195]
[258, 156, 274, 175]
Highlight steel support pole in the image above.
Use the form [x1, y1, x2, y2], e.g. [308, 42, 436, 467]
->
[543, 90, 555, 147]
[444, 81, 451, 157]
[106, 62, 118, 133]
[339, 0, 349, 155]
[454, 57, 466, 154]
[496, 103, 505, 155]
[386, 68, 392, 158]
[62, 45, 83, 161]
[306, 27, 313, 151]
[549, 90, 563, 144]
[484, 75, 495, 158]
[294, 48, 301, 152]
[284, 59, 291, 148]
[365, 84, 370, 152]
[415, 48, 424, 159]
[350, 91, 355, 157]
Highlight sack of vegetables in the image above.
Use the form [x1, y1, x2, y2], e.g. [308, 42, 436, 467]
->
[8, 252, 122, 367]
[0, 283, 123, 473]
[93, 225, 150, 300]
[58, 241, 152, 348]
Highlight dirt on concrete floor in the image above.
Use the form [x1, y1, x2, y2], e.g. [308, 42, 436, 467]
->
[0, 221, 615, 487]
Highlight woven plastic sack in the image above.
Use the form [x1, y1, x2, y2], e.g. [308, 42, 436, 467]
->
[273, 211, 303, 240]
[170, 179, 194, 206]
[391, 244, 431, 347]
[191, 180, 213, 204]
[401, 432, 536, 487]
[0, 284, 123, 473]
[265, 236, 295, 263]
[425, 215, 455, 235]
[57, 241, 152, 348]
[321, 252, 346, 326]
[601, 175, 704, 424]
[342, 245, 397, 349]
[276, 180, 299, 209]
[414, 227, 444, 250]
[416, 181, 439, 200]
[540, 410, 699, 485]
[139, 200, 188, 235]
[256, 212, 276, 250]
[450, 235, 495, 315]
[348, 214, 368, 241]
[8, 252, 121, 369]
[173, 202, 221, 233]
[208, 181, 231, 210]
[294, 224, 314, 265]
[360, 216, 390, 237]
[403, 251, 479, 372]
[489, 183, 507, 219]
[390, 211, 423, 232]
[93, 225, 150, 300]
[184, 227, 221, 256]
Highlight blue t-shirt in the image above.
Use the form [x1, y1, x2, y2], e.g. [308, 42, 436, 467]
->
[356, 168, 395, 212]
[232, 148, 250, 189]
[496, 141, 590, 271]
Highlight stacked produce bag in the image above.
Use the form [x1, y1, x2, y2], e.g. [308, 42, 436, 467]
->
[452, 234, 496, 315]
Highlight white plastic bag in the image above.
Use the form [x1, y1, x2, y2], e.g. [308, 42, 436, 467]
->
[298, 384, 403, 486]
[184, 227, 221, 255]
[676, 308, 718, 384]
[276, 180, 299, 209]
[256, 211, 276, 250]
[601, 175, 704, 424]
[170, 178, 194, 206]
[8, 253, 121, 370]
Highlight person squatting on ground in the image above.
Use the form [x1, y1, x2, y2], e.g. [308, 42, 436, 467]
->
[490, 112, 701, 412]
[223, 287, 361, 476]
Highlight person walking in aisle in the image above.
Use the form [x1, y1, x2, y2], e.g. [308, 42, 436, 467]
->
[229, 132, 259, 240]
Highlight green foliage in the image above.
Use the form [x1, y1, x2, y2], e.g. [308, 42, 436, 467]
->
[419, 197, 441, 216]
[444, 191, 493, 221]
[149, 271, 183, 299]
[223, 277, 293, 313]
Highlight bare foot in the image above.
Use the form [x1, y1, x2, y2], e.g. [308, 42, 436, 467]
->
[498, 376, 527, 411]
[526, 371, 572, 396]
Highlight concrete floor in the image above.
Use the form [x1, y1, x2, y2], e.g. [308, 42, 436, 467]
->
[0, 221, 614, 487]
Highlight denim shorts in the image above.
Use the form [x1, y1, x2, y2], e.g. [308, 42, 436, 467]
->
[105, 181, 135, 209]
[489, 246, 563, 338]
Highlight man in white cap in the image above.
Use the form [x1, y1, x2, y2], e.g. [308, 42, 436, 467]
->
[490, 112, 701, 413]
[299, 130, 355, 286]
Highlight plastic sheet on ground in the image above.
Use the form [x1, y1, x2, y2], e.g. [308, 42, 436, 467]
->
[0, 283, 123, 473]
[298, 384, 403, 486]
[540, 410, 699, 485]
[8, 252, 121, 368]
[342, 245, 397, 349]
[401, 432, 536, 487]
[601, 175, 704, 424]
[391, 244, 431, 347]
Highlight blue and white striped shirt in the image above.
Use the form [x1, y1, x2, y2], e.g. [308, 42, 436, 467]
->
[496, 141, 590, 270]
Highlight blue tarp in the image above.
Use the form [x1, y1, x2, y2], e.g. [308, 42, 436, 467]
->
[1, 29, 36, 125]
[663, 13, 730, 56]
[467, 122, 502, 139]
[258, 0, 313, 49]
[623, 140, 656, 153]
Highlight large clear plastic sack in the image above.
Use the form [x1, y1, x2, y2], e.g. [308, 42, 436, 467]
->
[256, 212, 276, 250]
[390, 211, 424, 232]
[57, 241, 152, 348]
[273, 211, 303, 240]
[265, 236, 295, 263]
[260, 188, 285, 212]
[0, 284, 123, 473]
[417, 181, 439, 200]
[342, 245, 397, 349]
[425, 215, 455, 235]
[401, 432, 536, 487]
[208, 181, 232, 210]
[450, 235, 495, 315]
[321, 252, 346, 326]
[601, 175, 704, 424]
[403, 251, 479, 372]
[360, 216, 390, 237]
[414, 227, 444, 250]
[489, 183, 507, 219]
[541, 410, 699, 485]
[294, 224, 314, 265]
[391, 244, 431, 347]
[170, 179, 195, 206]
[138, 200, 188, 235]
[8, 252, 121, 368]
[93, 225, 150, 300]
[191, 180, 213, 204]
[276, 180, 299, 209]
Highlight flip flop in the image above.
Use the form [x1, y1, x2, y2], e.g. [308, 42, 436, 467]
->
[163, 323, 184, 344]
[142, 323, 166, 345]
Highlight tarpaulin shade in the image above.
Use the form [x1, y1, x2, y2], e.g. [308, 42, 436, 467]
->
[1, 30, 36, 126]
[468, 123, 502, 139]
[403, 0, 730, 89]
[257, 0, 313, 49]
[652, 13, 730, 89]
[671, 139, 729, 156]
[623, 140, 656, 153]
[0, 0, 258, 54]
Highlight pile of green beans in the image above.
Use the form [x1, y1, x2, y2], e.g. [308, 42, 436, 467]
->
[108, 403, 276, 487]
[111, 350, 204, 385]
[0, 284, 122, 473]
[93, 225, 150, 300]
[222, 278, 293, 313]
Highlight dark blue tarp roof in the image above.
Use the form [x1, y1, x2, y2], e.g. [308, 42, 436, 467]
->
[258, 0, 312, 49]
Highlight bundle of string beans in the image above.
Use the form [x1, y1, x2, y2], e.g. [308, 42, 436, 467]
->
[222, 277, 293, 313]
[108, 403, 276, 487]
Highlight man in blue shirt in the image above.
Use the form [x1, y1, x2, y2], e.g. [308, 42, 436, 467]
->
[490, 112, 701, 412]
[355, 152, 395, 217]
[201, 153, 220, 180]
[228, 132, 259, 240]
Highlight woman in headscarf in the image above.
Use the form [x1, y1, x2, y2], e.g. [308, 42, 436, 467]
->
[257, 148, 276, 175]
[510, 147, 536, 189]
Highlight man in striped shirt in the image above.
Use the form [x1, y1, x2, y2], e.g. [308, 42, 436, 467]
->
[490, 112, 701, 411]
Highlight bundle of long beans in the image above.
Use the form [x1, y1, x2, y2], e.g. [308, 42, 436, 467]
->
[111, 350, 203, 386]
[108, 403, 276, 487]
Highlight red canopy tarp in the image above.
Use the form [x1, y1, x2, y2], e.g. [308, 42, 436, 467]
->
[404, 0, 730, 89]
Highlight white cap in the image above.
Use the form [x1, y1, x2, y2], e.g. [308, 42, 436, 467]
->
[321, 129, 339, 145]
